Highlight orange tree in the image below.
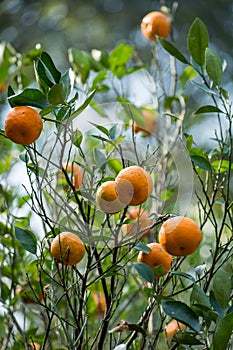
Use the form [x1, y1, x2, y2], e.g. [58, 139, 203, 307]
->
[0, 6, 232, 350]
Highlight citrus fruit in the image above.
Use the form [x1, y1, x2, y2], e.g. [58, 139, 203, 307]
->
[165, 319, 186, 343]
[0, 81, 7, 94]
[57, 162, 84, 191]
[158, 216, 202, 256]
[115, 166, 153, 206]
[141, 11, 171, 41]
[4, 106, 43, 145]
[122, 207, 153, 237]
[50, 232, 85, 266]
[92, 291, 106, 317]
[137, 242, 172, 278]
[132, 109, 157, 136]
[96, 180, 126, 214]
[28, 343, 40, 350]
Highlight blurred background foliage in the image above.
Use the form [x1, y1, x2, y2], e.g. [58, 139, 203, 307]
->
[0, 0, 232, 75]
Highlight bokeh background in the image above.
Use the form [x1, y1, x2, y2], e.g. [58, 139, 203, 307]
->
[0, 0, 232, 74]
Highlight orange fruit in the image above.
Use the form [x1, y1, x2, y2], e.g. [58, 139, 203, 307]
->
[50, 232, 85, 266]
[96, 180, 126, 214]
[28, 343, 40, 350]
[122, 207, 153, 237]
[165, 319, 186, 343]
[57, 162, 84, 191]
[4, 106, 43, 145]
[137, 242, 172, 278]
[115, 166, 153, 206]
[141, 11, 171, 41]
[0, 81, 7, 94]
[132, 109, 157, 136]
[92, 291, 106, 317]
[158, 216, 202, 256]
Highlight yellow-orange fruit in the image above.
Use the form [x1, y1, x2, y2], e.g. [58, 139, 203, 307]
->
[158, 216, 202, 256]
[165, 319, 186, 343]
[122, 207, 152, 237]
[132, 109, 157, 136]
[115, 166, 153, 206]
[141, 11, 171, 41]
[4, 106, 43, 145]
[96, 180, 126, 214]
[57, 162, 84, 191]
[137, 242, 172, 278]
[50, 232, 85, 266]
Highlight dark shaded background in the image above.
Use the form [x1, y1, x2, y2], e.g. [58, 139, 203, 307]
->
[0, 0, 232, 74]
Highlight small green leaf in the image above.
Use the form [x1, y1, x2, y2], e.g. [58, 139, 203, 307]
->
[158, 38, 189, 64]
[212, 312, 233, 350]
[212, 268, 231, 310]
[70, 90, 96, 122]
[48, 84, 65, 105]
[132, 242, 151, 254]
[162, 300, 202, 332]
[40, 51, 61, 84]
[169, 271, 195, 282]
[186, 134, 194, 151]
[109, 43, 134, 79]
[212, 160, 231, 173]
[8, 88, 48, 109]
[72, 130, 83, 147]
[191, 81, 218, 96]
[180, 66, 198, 89]
[210, 290, 224, 317]
[133, 262, 154, 283]
[68, 48, 91, 83]
[187, 17, 209, 66]
[193, 105, 223, 115]
[94, 148, 106, 171]
[190, 284, 211, 309]
[206, 48, 223, 86]
[107, 158, 123, 173]
[173, 332, 203, 345]
[14, 226, 37, 255]
[89, 122, 109, 136]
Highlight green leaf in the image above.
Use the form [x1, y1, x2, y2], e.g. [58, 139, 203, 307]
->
[68, 48, 92, 84]
[72, 130, 83, 147]
[133, 262, 154, 283]
[14, 226, 37, 255]
[212, 268, 231, 310]
[107, 158, 123, 173]
[212, 312, 233, 350]
[185, 134, 194, 151]
[180, 66, 198, 89]
[40, 51, 61, 84]
[190, 284, 211, 309]
[131, 242, 151, 254]
[48, 84, 65, 105]
[8, 88, 48, 109]
[210, 290, 224, 317]
[69, 90, 96, 122]
[94, 148, 106, 171]
[193, 105, 223, 115]
[169, 271, 195, 282]
[109, 43, 134, 79]
[158, 38, 189, 64]
[173, 332, 203, 345]
[187, 17, 209, 66]
[89, 122, 110, 136]
[162, 300, 202, 332]
[206, 48, 223, 86]
[212, 160, 231, 174]
[191, 81, 218, 96]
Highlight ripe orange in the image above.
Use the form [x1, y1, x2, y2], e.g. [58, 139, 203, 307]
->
[122, 207, 153, 237]
[50, 232, 85, 266]
[96, 180, 126, 214]
[158, 216, 202, 256]
[137, 242, 172, 278]
[4, 106, 43, 145]
[28, 343, 40, 350]
[57, 162, 84, 191]
[165, 319, 186, 343]
[0, 81, 7, 94]
[115, 166, 153, 206]
[141, 11, 171, 41]
[92, 291, 106, 317]
[132, 109, 157, 136]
